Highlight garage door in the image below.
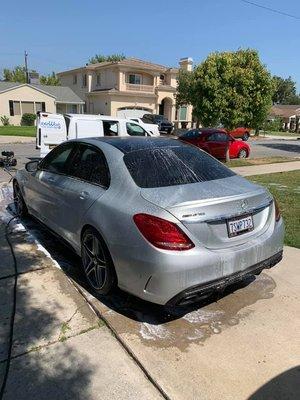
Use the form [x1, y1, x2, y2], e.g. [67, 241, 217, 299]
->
[116, 108, 152, 118]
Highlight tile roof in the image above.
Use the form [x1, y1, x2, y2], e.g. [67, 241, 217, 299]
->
[88, 57, 175, 71]
[270, 104, 300, 118]
[58, 58, 178, 75]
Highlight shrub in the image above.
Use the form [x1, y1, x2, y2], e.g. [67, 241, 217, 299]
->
[263, 117, 283, 132]
[21, 113, 36, 126]
[0, 115, 10, 126]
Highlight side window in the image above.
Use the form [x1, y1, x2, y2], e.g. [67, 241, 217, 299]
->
[126, 122, 146, 136]
[142, 115, 152, 123]
[185, 130, 199, 138]
[103, 121, 119, 136]
[218, 133, 230, 142]
[206, 133, 218, 142]
[41, 144, 74, 174]
[68, 145, 110, 187]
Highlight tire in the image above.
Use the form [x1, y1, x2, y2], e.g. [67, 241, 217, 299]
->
[13, 181, 28, 217]
[81, 227, 117, 295]
[167, 128, 172, 135]
[242, 132, 250, 141]
[238, 148, 248, 159]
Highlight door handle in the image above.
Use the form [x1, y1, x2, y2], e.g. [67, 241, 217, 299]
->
[79, 191, 90, 200]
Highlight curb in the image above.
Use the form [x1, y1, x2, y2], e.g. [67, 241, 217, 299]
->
[69, 278, 171, 400]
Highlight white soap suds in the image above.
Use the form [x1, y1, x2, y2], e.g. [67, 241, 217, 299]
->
[183, 309, 225, 324]
[140, 322, 171, 340]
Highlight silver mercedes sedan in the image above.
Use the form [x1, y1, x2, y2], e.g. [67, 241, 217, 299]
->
[14, 137, 284, 306]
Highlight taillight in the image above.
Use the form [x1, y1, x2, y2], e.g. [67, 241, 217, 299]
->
[274, 198, 281, 222]
[133, 213, 194, 251]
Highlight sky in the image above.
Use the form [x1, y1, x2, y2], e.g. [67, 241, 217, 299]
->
[1, 0, 300, 89]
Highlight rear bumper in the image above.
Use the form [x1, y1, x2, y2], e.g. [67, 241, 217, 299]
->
[159, 124, 173, 132]
[116, 217, 284, 305]
[166, 250, 283, 307]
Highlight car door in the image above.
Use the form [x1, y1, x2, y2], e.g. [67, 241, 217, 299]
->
[50, 143, 110, 248]
[180, 130, 200, 145]
[205, 132, 229, 159]
[24, 142, 76, 229]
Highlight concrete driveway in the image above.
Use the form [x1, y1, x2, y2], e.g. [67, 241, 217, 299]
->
[1, 199, 298, 400]
[0, 140, 299, 399]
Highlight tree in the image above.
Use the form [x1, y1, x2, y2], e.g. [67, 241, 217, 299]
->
[177, 49, 274, 133]
[2, 66, 32, 83]
[2, 66, 60, 86]
[40, 72, 60, 86]
[175, 70, 194, 107]
[88, 53, 126, 64]
[272, 76, 300, 104]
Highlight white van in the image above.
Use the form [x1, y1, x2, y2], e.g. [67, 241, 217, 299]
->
[128, 117, 160, 136]
[36, 113, 152, 157]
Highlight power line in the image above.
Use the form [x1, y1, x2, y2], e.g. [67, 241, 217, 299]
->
[241, 0, 300, 20]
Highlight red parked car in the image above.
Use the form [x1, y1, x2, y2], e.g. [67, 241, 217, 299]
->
[178, 128, 250, 159]
[227, 127, 251, 141]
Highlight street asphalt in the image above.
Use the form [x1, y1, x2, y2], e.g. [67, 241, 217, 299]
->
[0, 136, 299, 173]
[249, 138, 300, 159]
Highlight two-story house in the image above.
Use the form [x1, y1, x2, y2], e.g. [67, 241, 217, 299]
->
[57, 57, 193, 127]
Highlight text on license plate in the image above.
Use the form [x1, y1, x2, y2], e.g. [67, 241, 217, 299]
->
[227, 215, 254, 237]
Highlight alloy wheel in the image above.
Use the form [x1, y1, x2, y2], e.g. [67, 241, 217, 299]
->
[82, 233, 107, 290]
[238, 149, 247, 158]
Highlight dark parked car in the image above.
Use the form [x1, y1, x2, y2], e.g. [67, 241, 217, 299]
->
[142, 114, 174, 134]
[178, 128, 250, 159]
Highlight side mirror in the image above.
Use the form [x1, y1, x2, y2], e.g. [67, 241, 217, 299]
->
[25, 160, 39, 172]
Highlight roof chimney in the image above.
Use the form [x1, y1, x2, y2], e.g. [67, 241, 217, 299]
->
[179, 57, 193, 72]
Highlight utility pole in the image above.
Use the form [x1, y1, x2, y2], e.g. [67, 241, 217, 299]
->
[24, 51, 29, 83]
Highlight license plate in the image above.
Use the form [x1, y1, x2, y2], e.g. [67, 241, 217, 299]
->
[227, 215, 254, 237]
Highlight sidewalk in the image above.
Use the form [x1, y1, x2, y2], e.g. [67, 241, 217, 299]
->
[260, 134, 300, 140]
[231, 160, 300, 176]
[0, 185, 163, 400]
[0, 136, 35, 144]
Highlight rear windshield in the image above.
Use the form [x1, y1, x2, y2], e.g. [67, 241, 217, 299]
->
[124, 145, 235, 188]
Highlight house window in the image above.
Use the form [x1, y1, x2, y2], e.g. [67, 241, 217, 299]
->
[159, 74, 165, 84]
[73, 75, 77, 84]
[67, 104, 78, 113]
[9, 101, 21, 116]
[96, 73, 101, 86]
[128, 74, 141, 85]
[35, 102, 46, 112]
[21, 101, 35, 114]
[82, 74, 87, 87]
[179, 106, 187, 120]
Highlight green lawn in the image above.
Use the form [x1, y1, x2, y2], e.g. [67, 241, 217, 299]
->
[0, 126, 36, 137]
[227, 156, 298, 168]
[248, 171, 300, 248]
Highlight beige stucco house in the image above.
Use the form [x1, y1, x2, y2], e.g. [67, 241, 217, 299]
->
[57, 57, 193, 127]
[269, 104, 300, 131]
[0, 82, 84, 125]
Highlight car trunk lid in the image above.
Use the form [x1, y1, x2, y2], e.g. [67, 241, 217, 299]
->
[141, 175, 273, 249]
